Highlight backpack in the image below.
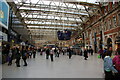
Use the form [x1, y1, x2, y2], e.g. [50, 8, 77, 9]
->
[115, 56, 120, 72]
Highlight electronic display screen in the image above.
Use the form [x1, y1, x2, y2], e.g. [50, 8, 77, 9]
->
[57, 30, 71, 40]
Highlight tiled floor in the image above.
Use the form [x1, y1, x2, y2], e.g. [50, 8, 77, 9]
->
[2, 53, 104, 78]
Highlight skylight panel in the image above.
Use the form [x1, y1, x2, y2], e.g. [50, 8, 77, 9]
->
[75, 0, 98, 4]
[29, 0, 41, 4]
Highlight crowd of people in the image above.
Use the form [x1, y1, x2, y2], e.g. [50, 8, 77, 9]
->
[6, 46, 94, 67]
[2, 45, 120, 80]
[7, 46, 37, 67]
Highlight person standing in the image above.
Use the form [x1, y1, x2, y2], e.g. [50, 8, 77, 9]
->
[28, 48, 32, 58]
[54, 48, 57, 57]
[57, 49, 60, 58]
[50, 48, 54, 62]
[21, 46, 27, 66]
[62, 49, 65, 55]
[89, 48, 94, 55]
[104, 52, 118, 80]
[15, 47, 21, 67]
[46, 48, 50, 59]
[8, 47, 14, 66]
[33, 48, 36, 58]
[84, 48, 88, 60]
[113, 48, 120, 80]
[67, 48, 72, 59]
[40, 48, 42, 56]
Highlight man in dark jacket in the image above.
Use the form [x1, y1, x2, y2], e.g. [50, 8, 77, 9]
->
[89, 48, 94, 55]
[84, 48, 88, 60]
[54, 48, 57, 57]
[33, 49, 36, 58]
[67, 48, 72, 59]
[46, 48, 50, 59]
[15, 47, 21, 67]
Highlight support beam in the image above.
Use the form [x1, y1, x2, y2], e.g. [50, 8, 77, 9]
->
[84, 6, 91, 17]
[19, 9, 88, 17]
[13, 23, 78, 28]
[13, 26, 75, 30]
[13, 17, 83, 24]
[64, 2, 100, 8]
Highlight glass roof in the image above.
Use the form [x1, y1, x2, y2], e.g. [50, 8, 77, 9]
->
[12, 0, 99, 42]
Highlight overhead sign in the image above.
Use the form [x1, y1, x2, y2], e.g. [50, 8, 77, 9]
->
[0, 0, 9, 29]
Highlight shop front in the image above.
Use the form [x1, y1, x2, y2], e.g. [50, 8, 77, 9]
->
[115, 36, 120, 49]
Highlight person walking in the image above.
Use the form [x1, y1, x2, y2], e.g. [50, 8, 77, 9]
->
[113, 48, 120, 80]
[104, 52, 118, 80]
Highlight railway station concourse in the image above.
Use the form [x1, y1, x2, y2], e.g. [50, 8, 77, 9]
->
[0, 0, 120, 80]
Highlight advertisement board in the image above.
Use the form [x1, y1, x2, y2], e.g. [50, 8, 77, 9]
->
[0, 0, 9, 29]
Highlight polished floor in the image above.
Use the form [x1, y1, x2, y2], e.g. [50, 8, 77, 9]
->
[2, 53, 104, 78]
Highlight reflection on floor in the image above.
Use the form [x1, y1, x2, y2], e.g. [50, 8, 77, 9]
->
[2, 53, 104, 78]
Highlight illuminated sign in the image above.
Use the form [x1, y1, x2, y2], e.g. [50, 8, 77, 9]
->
[0, 0, 9, 29]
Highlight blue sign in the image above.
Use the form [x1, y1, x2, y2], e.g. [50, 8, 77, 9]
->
[0, 0, 9, 29]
